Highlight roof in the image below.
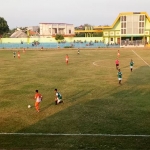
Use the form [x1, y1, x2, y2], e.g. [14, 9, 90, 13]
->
[10, 30, 27, 38]
[39, 23, 73, 25]
[29, 30, 39, 36]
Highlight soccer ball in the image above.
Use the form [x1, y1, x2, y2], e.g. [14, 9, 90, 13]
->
[28, 105, 31, 108]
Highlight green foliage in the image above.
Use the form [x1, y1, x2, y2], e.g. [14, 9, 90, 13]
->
[55, 34, 64, 41]
[93, 32, 103, 37]
[74, 33, 85, 37]
[64, 46, 73, 48]
[0, 17, 9, 36]
[2, 33, 10, 38]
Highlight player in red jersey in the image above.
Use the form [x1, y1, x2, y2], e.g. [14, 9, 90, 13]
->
[66, 54, 69, 65]
[117, 50, 120, 58]
[115, 59, 119, 70]
[34, 90, 42, 112]
[17, 51, 20, 59]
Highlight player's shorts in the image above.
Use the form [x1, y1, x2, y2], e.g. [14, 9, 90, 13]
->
[116, 64, 119, 66]
[36, 97, 42, 102]
[118, 78, 122, 80]
[130, 66, 133, 68]
[57, 98, 62, 104]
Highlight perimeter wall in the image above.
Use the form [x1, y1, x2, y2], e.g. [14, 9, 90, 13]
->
[0, 37, 103, 44]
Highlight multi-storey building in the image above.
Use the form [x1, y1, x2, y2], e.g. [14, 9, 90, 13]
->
[40, 23, 74, 37]
[75, 12, 150, 46]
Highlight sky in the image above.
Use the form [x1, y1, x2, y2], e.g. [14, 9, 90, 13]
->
[0, 0, 150, 29]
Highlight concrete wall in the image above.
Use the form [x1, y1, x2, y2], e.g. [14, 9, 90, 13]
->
[0, 37, 103, 44]
[145, 17, 150, 30]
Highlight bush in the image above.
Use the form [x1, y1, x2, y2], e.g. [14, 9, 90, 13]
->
[64, 46, 72, 48]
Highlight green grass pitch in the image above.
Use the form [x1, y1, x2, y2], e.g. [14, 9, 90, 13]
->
[0, 48, 150, 149]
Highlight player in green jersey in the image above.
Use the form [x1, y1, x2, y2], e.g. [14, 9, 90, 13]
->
[130, 59, 134, 72]
[13, 51, 16, 58]
[118, 69, 122, 84]
[54, 89, 63, 105]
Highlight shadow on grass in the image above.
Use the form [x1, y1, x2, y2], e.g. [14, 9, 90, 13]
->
[18, 66, 150, 134]
[2, 66, 150, 149]
[17, 66, 150, 133]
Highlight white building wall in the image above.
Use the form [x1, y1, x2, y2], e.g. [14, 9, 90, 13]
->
[40, 23, 74, 37]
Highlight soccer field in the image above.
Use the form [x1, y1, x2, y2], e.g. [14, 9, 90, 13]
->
[0, 48, 150, 149]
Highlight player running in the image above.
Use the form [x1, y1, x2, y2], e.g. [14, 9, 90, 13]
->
[13, 51, 16, 58]
[115, 59, 119, 70]
[117, 50, 120, 57]
[117, 69, 122, 84]
[34, 90, 42, 112]
[130, 59, 134, 72]
[66, 54, 69, 65]
[17, 51, 20, 59]
[54, 89, 63, 105]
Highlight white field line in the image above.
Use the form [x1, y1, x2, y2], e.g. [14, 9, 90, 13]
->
[93, 61, 132, 69]
[93, 61, 99, 66]
[132, 50, 150, 67]
[0, 133, 150, 137]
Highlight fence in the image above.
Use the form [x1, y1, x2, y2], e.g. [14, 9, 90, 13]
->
[0, 42, 120, 49]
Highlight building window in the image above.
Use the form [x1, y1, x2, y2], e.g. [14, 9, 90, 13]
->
[124, 29, 126, 34]
[124, 16, 126, 21]
[124, 22, 126, 28]
[139, 15, 144, 21]
[139, 15, 145, 34]
[121, 29, 126, 34]
[121, 22, 123, 28]
[139, 28, 144, 34]
[69, 30, 71, 34]
[121, 29, 123, 34]
[55, 28, 57, 34]
[120, 15, 126, 35]
[111, 38, 113, 41]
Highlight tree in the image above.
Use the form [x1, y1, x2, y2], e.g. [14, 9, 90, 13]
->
[55, 34, 64, 48]
[0, 17, 9, 37]
[74, 33, 85, 37]
[55, 34, 64, 41]
[93, 32, 103, 37]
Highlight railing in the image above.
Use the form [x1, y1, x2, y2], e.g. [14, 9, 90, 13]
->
[121, 40, 145, 46]
[0, 42, 120, 49]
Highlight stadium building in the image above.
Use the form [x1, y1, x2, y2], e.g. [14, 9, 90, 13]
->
[75, 12, 150, 47]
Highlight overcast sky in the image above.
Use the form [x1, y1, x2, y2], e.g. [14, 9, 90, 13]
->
[1, 0, 150, 29]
